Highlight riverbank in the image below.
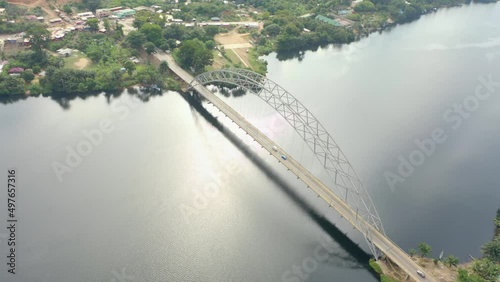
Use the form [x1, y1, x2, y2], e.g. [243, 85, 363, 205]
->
[250, 0, 500, 61]
[372, 210, 500, 282]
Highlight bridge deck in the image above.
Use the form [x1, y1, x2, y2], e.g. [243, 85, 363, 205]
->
[156, 50, 437, 282]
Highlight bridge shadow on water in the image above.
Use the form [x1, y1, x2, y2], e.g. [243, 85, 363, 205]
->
[181, 92, 378, 276]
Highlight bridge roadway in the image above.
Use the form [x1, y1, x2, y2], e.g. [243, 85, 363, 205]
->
[157, 50, 437, 282]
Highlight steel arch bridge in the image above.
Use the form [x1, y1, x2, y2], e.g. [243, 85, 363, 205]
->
[188, 68, 386, 258]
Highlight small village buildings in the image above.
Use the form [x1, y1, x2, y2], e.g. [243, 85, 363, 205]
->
[8, 67, 24, 75]
[96, 9, 111, 18]
[57, 48, 73, 56]
[113, 9, 136, 18]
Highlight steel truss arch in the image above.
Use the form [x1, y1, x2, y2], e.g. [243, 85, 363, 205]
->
[188, 68, 385, 257]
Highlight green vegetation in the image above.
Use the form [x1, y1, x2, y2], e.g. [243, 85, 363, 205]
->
[0, 24, 171, 96]
[444, 255, 460, 267]
[457, 209, 500, 282]
[481, 238, 500, 263]
[369, 258, 400, 282]
[369, 258, 383, 274]
[418, 242, 432, 258]
[176, 38, 213, 73]
[409, 249, 417, 257]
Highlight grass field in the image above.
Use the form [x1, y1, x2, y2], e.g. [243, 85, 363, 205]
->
[63, 52, 92, 70]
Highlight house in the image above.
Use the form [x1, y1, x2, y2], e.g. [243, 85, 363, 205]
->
[211, 17, 221, 21]
[26, 15, 38, 21]
[8, 67, 24, 75]
[49, 18, 62, 24]
[113, 9, 136, 18]
[315, 15, 342, 27]
[0, 8, 6, 16]
[96, 9, 111, 18]
[57, 48, 72, 56]
[134, 6, 153, 12]
[77, 12, 94, 18]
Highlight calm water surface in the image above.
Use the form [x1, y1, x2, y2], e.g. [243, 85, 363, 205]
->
[0, 3, 499, 281]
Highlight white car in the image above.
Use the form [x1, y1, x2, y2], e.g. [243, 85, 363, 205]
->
[272, 146, 278, 152]
[416, 270, 425, 278]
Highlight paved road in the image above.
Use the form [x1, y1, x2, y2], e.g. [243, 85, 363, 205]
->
[156, 50, 437, 282]
[221, 43, 253, 49]
[165, 21, 260, 27]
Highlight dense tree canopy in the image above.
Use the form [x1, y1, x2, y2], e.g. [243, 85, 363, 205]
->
[177, 39, 213, 73]
[140, 23, 165, 47]
[25, 24, 51, 61]
[126, 31, 146, 49]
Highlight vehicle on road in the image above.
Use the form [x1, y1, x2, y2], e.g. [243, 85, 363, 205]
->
[272, 146, 278, 152]
[416, 270, 425, 278]
[281, 155, 287, 160]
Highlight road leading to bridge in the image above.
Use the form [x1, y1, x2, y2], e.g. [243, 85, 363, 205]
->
[156, 50, 437, 282]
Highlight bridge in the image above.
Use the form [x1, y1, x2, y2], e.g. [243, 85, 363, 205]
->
[156, 50, 436, 282]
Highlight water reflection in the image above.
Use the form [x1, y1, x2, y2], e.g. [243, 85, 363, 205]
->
[0, 87, 167, 110]
[182, 91, 377, 276]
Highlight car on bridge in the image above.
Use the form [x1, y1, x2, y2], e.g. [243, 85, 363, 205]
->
[416, 270, 425, 278]
[281, 155, 287, 160]
[272, 146, 278, 152]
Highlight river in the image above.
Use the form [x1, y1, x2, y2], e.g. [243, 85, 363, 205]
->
[0, 3, 499, 282]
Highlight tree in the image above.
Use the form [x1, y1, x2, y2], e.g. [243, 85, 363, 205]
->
[144, 42, 155, 54]
[203, 25, 218, 36]
[457, 269, 488, 282]
[0, 74, 25, 95]
[283, 23, 301, 36]
[481, 238, 500, 262]
[82, 0, 99, 12]
[495, 208, 500, 228]
[264, 23, 281, 36]
[409, 249, 417, 258]
[115, 24, 124, 38]
[204, 40, 215, 50]
[177, 39, 213, 73]
[126, 31, 146, 49]
[21, 69, 35, 83]
[418, 242, 432, 258]
[443, 255, 459, 267]
[166, 38, 177, 49]
[140, 23, 164, 47]
[159, 60, 168, 74]
[136, 64, 163, 87]
[95, 67, 122, 91]
[133, 10, 152, 29]
[85, 44, 104, 62]
[87, 18, 99, 32]
[63, 4, 72, 14]
[25, 24, 50, 62]
[471, 258, 500, 281]
[354, 1, 376, 13]
[123, 60, 136, 76]
[103, 18, 110, 33]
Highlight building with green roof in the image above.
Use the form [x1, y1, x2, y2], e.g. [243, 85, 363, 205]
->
[315, 15, 343, 27]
